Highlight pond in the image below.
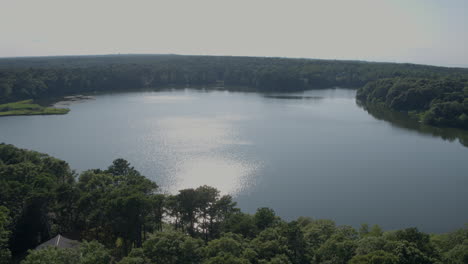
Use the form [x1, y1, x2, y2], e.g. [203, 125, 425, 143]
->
[0, 88, 467, 232]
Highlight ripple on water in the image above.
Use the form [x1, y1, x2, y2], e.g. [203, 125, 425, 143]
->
[136, 114, 260, 195]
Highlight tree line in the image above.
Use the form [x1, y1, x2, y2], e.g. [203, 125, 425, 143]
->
[0, 143, 467, 264]
[357, 78, 468, 129]
[1, 54, 468, 104]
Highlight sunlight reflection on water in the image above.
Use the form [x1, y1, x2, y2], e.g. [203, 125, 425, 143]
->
[141, 113, 259, 195]
[171, 155, 259, 194]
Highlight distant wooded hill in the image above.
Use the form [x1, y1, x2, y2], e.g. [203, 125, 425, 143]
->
[0, 54, 467, 99]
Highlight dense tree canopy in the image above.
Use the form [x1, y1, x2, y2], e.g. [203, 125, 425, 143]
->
[357, 78, 468, 129]
[0, 144, 467, 263]
[0, 206, 11, 264]
[0, 143, 74, 255]
[20, 241, 111, 264]
[0, 54, 466, 100]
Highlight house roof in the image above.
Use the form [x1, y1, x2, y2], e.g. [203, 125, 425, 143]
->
[35, 234, 80, 250]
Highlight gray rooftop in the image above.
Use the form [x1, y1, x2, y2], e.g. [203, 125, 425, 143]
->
[35, 234, 80, 250]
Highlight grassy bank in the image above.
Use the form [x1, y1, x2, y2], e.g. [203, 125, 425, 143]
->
[0, 99, 69, 116]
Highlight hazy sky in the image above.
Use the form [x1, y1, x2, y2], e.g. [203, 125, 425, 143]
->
[1, 0, 467, 67]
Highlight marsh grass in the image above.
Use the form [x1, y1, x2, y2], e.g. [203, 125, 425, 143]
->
[0, 99, 69, 116]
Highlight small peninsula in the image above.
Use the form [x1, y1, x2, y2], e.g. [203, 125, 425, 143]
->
[0, 99, 69, 117]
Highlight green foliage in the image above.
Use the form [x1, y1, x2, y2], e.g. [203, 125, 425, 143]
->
[0, 206, 11, 264]
[359, 223, 370, 238]
[250, 227, 292, 263]
[393, 228, 435, 255]
[282, 221, 308, 264]
[166, 185, 237, 240]
[1, 54, 467, 103]
[315, 232, 357, 264]
[20, 247, 80, 264]
[357, 77, 468, 129]
[2, 144, 468, 263]
[142, 231, 204, 264]
[202, 233, 251, 264]
[222, 212, 258, 238]
[76, 159, 159, 254]
[254, 208, 279, 231]
[203, 254, 251, 264]
[369, 225, 384, 237]
[203, 233, 246, 258]
[355, 236, 389, 255]
[0, 144, 74, 254]
[117, 248, 148, 264]
[423, 101, 468, 128]
[0, 99, 69, 116]
[262, 254, 292, 264]
[444, 244, 468, 264]
[79, 240, 111, 264]
[301, 219, 337, 251]
[20, 241, 110, 264]
[392, 241, 435, 264]
[431, 225, 468, 264]
[349, 250, 398, 264]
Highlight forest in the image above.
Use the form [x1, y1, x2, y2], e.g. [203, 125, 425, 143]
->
[0, 143, 467, 264]
[0, 55, 467, 129]
[356, 78, 468, 129]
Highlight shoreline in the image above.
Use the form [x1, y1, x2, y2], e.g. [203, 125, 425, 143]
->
[0, 99, 70, 117]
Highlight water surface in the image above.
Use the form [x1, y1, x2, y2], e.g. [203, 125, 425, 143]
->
[0, 88, 467, 232]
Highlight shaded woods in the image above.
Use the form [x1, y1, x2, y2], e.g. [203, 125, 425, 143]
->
[0, 56, 467, 97]
[0, 144, 467, 264]
[357, 78, 468, 129]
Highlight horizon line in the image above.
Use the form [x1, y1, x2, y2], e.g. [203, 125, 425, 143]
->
[0, 53, 467, 70]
